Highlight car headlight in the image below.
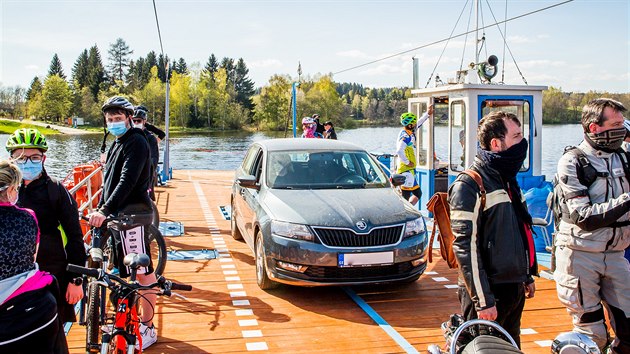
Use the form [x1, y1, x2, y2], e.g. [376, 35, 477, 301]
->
[404, 217, 426, 238]
[271, 220, 314, 241]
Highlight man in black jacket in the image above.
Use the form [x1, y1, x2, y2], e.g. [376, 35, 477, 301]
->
[88, 96, 158, 350]
[6, 128, 86, 325]
[132, 105, 159, 200]
[448, 111, 537, 347]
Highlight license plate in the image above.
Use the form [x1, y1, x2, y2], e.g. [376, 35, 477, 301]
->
[338, 251, 394, 267]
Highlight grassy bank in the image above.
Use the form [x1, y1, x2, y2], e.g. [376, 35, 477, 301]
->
[0, 120, 60, 135]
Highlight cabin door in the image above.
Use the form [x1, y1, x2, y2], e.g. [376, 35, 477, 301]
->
[408, 98, 433, 214]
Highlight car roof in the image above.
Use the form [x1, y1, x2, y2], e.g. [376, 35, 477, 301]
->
[255, 138, 366, 152]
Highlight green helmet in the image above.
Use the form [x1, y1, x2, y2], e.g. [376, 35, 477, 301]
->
[5, 128, 48, 152]
[400, 112, 417, 126]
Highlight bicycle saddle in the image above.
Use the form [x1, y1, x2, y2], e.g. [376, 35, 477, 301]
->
[123, 253, 151, 269]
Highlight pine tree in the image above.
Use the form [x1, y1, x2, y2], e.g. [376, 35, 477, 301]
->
[72, 49, 89, 88]
[220, 57, 235, 85]
[234, 58, 255, 112]
[204, 54, 219, 81]
[48, 54, 66, 80]
[145, 51, 158, 72]
[175, 58, 188, 74]
[87, 45, 107, 99]
[107, 38, 133, 83]
[26, 77, 43, 101]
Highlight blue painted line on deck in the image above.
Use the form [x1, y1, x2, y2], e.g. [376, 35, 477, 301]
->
[342, 287, 419, 354]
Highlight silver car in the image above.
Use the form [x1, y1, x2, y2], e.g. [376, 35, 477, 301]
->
[231, 138, 428, 289]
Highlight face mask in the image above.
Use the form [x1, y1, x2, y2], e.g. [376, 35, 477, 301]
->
[19, 160, 43, 181]
[133, 123, 144, 129]
[107, 121, 128, 137]
[477, 138, 528, 179]
[585, 127, 626, 152]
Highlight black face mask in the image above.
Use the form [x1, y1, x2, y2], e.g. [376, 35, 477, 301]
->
[585, 127, 626, 152]
[477, 138, 528, 179]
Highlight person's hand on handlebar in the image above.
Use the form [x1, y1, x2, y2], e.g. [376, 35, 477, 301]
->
[88, 211, 107, 227]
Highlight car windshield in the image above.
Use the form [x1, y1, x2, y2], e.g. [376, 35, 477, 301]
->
[267, 150, 390, 190]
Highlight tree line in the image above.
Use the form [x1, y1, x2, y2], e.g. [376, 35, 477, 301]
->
[0, 38, 628, 129]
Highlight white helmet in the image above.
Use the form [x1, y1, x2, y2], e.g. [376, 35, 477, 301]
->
[551, 332, 601, 354]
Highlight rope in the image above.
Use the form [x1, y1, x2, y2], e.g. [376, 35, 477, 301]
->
[459, 1, 475, 73]
[333, 0, 573, 76]
[152, 0, 165, 57]
[501, 0, 508, 83]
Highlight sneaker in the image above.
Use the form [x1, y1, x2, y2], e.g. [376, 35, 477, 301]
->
[138, 323, 157, 350]
[100, 324, 113, 334]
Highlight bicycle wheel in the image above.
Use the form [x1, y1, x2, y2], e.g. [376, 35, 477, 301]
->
[147, 225, 167, 276]
[85, 283, 101, 353]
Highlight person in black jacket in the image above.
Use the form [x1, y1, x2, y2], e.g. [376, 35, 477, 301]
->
[88, 96, 158, 350]
[448, 111, 537, 348]
[312, 113, 325, 135]
[132, 105, 159, 200]
[5, 128, 86, 325]
[323, 121, 338, 140]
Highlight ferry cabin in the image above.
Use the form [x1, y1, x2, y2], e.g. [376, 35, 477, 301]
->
[407, 82, 547, 215]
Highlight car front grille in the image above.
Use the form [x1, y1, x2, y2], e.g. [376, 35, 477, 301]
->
[313, 225, 403, 247]
[303, 262, 414, 280]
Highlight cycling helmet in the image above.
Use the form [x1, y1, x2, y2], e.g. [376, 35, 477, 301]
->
[400, 112, 417, 126]
[551, 332, 600, 354]
[101, 96, 134, 115]
[5, 128, 48, 152]
[133, 106, 148, 120]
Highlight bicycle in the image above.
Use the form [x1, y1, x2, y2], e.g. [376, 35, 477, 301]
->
[68, 253, 191, 354]
[79, 214, 168, 353]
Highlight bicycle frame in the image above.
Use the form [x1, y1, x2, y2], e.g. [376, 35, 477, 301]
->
[101, 287, 141, 354]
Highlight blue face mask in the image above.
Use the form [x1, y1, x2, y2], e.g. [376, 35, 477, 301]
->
[107, 121, 128, 137]
[19, 160, 43, 181]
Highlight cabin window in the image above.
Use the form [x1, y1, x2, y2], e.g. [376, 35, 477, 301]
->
[481, 99, 531, 171]
[450, 100, 466, 172]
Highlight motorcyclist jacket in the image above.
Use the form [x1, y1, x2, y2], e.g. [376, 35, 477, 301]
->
[449, 158, 536, 311]
[99, 128, 152, 216]
[555, 140, 630, 252]
[17, 170, 86, 276]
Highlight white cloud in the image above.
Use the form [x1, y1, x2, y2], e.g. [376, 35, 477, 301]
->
[336, 50, 372, 59]
[507, 35, 534, 44]
[506, 60, 566, 69]
[537, 34, 550, 39]
[24, 64, 40, 71]
[248, 59, 283, 69]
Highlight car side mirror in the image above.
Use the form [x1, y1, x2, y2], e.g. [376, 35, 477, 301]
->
[390, 174, 406, 187]
[237, 175, 259, 190]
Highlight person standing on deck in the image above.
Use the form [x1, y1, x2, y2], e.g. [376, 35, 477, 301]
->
[448, 111, 537, 348]
[395, 105, 433, 206]
[5, 128, 86, 326]
[312, 113, 325, 136]
[132, 105, 159, 201]
[323, 121, 337, 140]
[554, 98, 630, 353]
[301, 117, 323, 138]
[88, 96, 158, 350]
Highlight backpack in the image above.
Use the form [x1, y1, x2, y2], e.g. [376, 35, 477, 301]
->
[548, 146, 630, 231]
[426, 170, 486, 269]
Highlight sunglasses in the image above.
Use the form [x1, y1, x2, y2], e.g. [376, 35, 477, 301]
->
[132, 119, 144, 124]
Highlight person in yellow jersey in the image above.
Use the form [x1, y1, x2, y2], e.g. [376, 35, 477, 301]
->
[395, 105, 434, 205]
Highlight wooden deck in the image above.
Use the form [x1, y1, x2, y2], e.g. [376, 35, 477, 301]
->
[67, 170, 573, 353]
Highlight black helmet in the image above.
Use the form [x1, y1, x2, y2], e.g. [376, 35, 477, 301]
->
[101, 96, 134, 115]
[133, 106, 148, 120]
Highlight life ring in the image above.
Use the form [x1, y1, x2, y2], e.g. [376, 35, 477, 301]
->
[63, 161, 103, 236]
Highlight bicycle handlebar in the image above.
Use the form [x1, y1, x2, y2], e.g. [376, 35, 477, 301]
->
[66, 264, 192, 295]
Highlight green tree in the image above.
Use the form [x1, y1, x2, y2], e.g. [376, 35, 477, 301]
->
[48, 54, 66, 80]
[174, 58, 188, 75]
[135, 66, 165, 125]
[40, 75, 73, 121]
[303, 75, 343, 123]
[26, 77, 43, 101]
[204, 54, 219, 81]
[107, 38, 133, 84]
[543, 86, 569, 123]
[87, 45, 108, 100]
[234, 58, 255, 114]
[169, 71, 192, 127]
[157, 54, 171, 83]
[253, 74, 291, 131]
[72, 49, 89, 89]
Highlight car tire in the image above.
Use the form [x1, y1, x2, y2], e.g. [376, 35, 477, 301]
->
[255, 231, 278, 290]
[231, 198, 243, 240]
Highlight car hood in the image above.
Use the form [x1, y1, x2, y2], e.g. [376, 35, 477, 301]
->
[262, 188, 420, 230]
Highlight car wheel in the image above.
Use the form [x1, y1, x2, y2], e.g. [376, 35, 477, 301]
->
[255, 231, 278, 290]
[230, 198, 243, 240]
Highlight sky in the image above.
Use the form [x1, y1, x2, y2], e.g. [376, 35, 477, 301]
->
[0, 0, 628, 93]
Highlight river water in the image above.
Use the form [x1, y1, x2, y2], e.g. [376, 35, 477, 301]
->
[0, 125, 584, 181]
